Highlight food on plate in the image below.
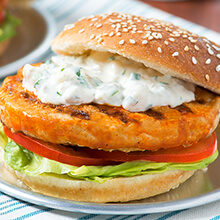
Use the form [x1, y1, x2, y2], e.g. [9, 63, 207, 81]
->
[0, 12, 220, 203]
[0, 0, 21, 56]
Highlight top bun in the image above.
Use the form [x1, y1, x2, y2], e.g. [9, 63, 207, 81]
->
[51, 12, 220, 94]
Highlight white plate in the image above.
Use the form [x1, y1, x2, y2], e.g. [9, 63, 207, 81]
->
[0, 4, 56, 78]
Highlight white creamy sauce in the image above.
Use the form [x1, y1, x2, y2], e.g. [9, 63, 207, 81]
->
[22, 51, 195, 112]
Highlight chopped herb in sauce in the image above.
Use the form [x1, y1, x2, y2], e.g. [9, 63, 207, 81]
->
[108, 56, 116, 60]
[44, 60, 52, 64]
[160, 82, 169, 86]
[111, 90, 119, 96]
[122, 69, 126, 75]
[76, 69, 81, 77]
[34, 79, 41, 88]
[57, 91, 62, 96]
[61, 68, 65, 71]
[131, 72, 141, 80]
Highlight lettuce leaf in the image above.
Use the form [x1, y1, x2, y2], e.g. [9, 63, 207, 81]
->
[2, 138, 218, 183]
[0, 11, 21, 42]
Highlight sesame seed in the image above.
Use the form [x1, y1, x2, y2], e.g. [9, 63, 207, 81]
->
[116, 23, 121, 28]
[182, 35, 188, 38]
[64, 24, 75, 30]
[205, 74, 210, 81]
[212, 45, 220, 51]
[119, 39, 125, 45]
[169, 38, 175, 42]
[142, 40, 148, 45]
[129, 39, 136, 44]
[148, 36, 153, 40]
[96, 24, 102, 28]
[206, 43, 211, 48]
[208, 47, 214, 55]
[116, 32, 121, 36]
[96, 34, 101, 39]
[192, 33, 198, 37]
[78, 29, 85, 34]
[172, 52, 179, 57]
[145, 33, 151, 38]
[90, 34, 95, 39]
[194, 45, 199, 50]
[109, 32, 114, 37]
[217, 54, 220, 59]
[91, 17, 98, 21]
[123, 28, 128, 32]
[205, 58, 211, 64]
[97, 38, 103, 43]
[157, 33, 162, 39]
[111, 24, 116, 28]
[184, 46, 189, 51]
[157, 47, 162, 53]
[152, 33, 159, 39]
[164, 41, 169, 45]
[216, 65, 220, 72]
[190, 39, 197, 43]
[203, 38, 210, 43]
[192, 56, 197, 64]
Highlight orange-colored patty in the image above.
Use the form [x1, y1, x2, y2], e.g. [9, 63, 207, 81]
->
[0, 64, 220, 152]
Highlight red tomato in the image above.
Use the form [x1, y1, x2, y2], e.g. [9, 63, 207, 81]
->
[3, 127, 117, 166]
[4, 126, 217, 166]
[0, 0, 7, 23]
[0, 11, 5, 24]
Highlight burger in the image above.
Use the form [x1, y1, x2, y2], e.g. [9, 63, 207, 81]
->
[0, 12, 220, 203]
[0, 0, 20, 56]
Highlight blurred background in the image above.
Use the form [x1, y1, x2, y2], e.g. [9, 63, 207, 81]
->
[141, 0, 220, 33]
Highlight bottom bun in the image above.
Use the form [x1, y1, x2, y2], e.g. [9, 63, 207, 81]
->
[0, 39, 10, 56]
[12, 169, 195, 203]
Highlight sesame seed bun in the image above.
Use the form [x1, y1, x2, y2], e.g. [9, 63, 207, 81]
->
[51, 12, 220, 95]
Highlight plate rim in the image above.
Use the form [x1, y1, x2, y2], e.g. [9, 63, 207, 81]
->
[0, 4, 57, 78]
[0, 176, 220, 215]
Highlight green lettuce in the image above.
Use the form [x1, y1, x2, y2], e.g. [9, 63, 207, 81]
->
[0, 12, 21, 42]
[0, 124, 218, 183]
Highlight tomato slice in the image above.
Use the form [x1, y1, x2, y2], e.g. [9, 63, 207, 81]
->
[3, 127, 117, 166]
[4, 126, 217, 166]
[0, 11, 5, 24]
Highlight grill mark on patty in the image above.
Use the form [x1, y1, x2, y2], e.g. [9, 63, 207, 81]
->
[21, 92, 38, 103]
[94, 104, 130, 123]
[63, 106, 90, 120]
[142, 109, 164, 120]
[20, 92, 90, 120]
[174, 105, 193, 114]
